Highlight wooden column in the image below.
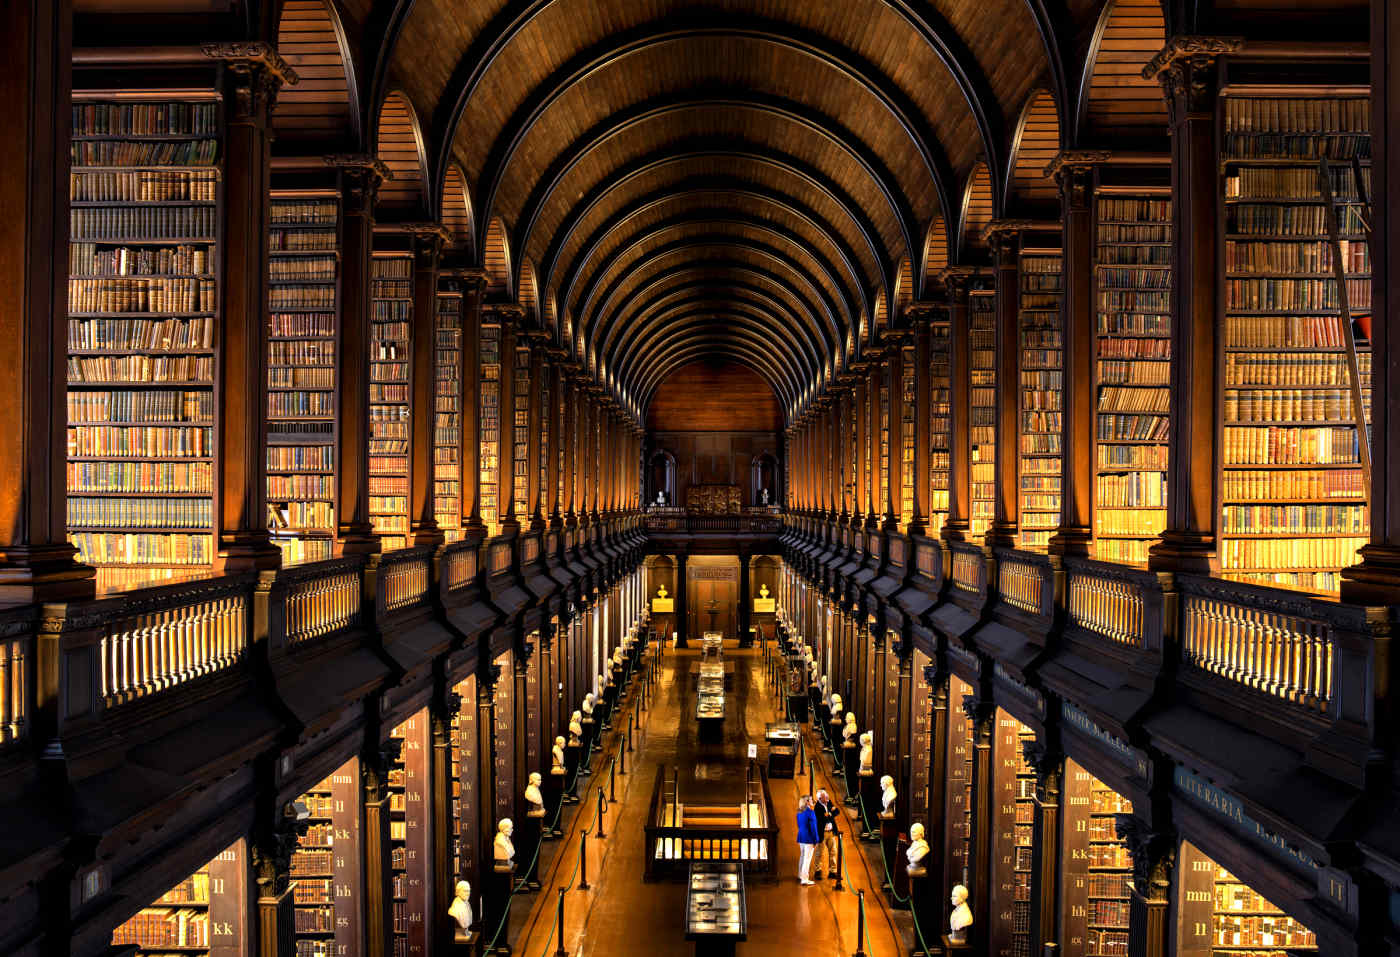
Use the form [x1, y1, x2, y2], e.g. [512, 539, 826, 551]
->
[1025, 745, 1062, 955]
[362, 739, 398, 957]
[459, 274, 487, 537]
[332, 157, 386, 555]
[1117, 816, 1175, 957]
[884, 339, 904, 530]
[835, 388, 850, 519]
[211, 49, 293, 572]
[1049, 163, 1097, 557]
[867, 356, 881, 529]
[430, 689, 460, 952]
[1344, 7, 1400, 600]
[853, 375, 868, 522]
[987, 229, 1021, 549]
[923, 673, 951, 925]
[738, 552, 752, 646]
[943, 274, 973, 542]
[965, 696, 995, 956]
[827, 399, 839, 518]
[527, 343, 545, 530]
[410, 227, 445, 547]
[563, 370, 579, 525]
[547, 356, 565, 526]
[908, 311, 934, 535]
[1145, 39, 1240, 574]
[675, 553, 689, 646]
[497, 308, 521, 534]
[0, 0, 94, 602]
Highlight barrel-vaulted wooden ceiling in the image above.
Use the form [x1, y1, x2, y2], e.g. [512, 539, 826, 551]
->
[88, 0, 1275, 423]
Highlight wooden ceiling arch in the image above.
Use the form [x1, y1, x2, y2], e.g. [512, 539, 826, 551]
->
[483, 217, 513, 299]
[893, 258, 915, 323]
[1076, 0, 1169, 144]
[1006, 89, 1063, 215]
[958, 162, 995, 262]
[272, 0, 359, 150]
[624, 320, 808, 406]
[517, 259, 540, 322]
[549, 187, 870, 328]
[373, 90, 429, 218]
[637, 341, 800, 412]
[439, 164, 475, 255]
[922, 215, 951, 293]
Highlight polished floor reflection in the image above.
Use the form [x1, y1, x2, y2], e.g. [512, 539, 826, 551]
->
[512, 641, 910, 956]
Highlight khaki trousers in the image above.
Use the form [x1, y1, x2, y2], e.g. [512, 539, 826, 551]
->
[817, 830, 838, 876]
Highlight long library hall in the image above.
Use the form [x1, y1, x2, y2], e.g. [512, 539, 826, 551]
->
[6, 0, 1400, 955]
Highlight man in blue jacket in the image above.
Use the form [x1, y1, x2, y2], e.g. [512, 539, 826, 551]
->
[796, 795, 820, 885]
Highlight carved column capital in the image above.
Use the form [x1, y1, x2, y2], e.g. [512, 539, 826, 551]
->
[202, 42, 298, 121]
[1114, 814, 1176, 902]
[1143, 36, 1244, 124]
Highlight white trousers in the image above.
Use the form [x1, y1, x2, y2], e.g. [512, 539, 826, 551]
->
[798, 843, 816, 881]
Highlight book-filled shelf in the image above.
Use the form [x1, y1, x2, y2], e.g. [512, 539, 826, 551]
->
[68, 93, 222, 594]
[370, 253, 413, 552]
[929, 314, 951, 536]
[539, 355, 551, 523]
[879, 354, 890, 514]
[1219, 91, 1372, 594]
[390, 714, 430, 957]
[900, 343, 916, 525]
[1059, 762, 1133, 957]
[989, 713, 1037, 957]
[109, 840, 245, 956]
[267, 191, 340, 565]
[513, 345, 530, 518]
[291, 761, 361, 957]
[1019, 249, 1065, 550]
[1093, 185, 1172, 566]
[480, 318, 501, 535]
[969, 290, 997, 539]
[1178, 842, 1317, 955]
[435, 281, 463, 541]
[945, 676, 976, 897]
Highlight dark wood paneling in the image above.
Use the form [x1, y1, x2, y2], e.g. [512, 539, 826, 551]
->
[647, 362, 781, 432]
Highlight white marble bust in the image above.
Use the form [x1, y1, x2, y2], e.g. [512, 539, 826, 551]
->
[880, 775, 896, 814]
[448, 880, 472, 932]
[843, 712, 858, 745]
[950, 884, 972, 942]
[525, 772, 544, 812]
[581, 693, 595, 717]
[569, 711, 583, 742]
[859, 731, 874, 773]
[907, 823, 929, 869]
[494, 819, 515, 865]
[552, 736, 567, 771]
[819, 676, 830, 706]
[830, 693, 844, 719]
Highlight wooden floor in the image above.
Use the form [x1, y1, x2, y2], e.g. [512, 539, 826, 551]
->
[508, 641, 912, 957]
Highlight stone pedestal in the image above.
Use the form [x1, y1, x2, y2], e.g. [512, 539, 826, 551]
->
[564, 744, 581, 801]
[842, 743, 860, 804]
[483, 863, 516, 955]
[858, 771, 878, 840]
[520, 811, 544, 890]
[907, 865, 931, 956]
[546, 769, 566, 832]
[881, 813, 901, 898]
[580, 718, 596, 771]
[827, 716, 842, 753]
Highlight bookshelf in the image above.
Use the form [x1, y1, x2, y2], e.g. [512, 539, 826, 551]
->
[1178, 843, 1317, 955]
[539, 357, 551, 522]
[1019, 250, 1064, 550]
[291, 763, 360, 957]
[945, 676, 975, 895]
[879, 360, 890, 515]
[1059, 761, 1132, 957]
[1219, 92, 1371, 594]
[68, 93, 222, 593]
[266, 192, 340, 566]
[370, 253, 412, 552]
[390, 714, 430, 957]
[454, 674, 481, 898]
[513, 345, 530, 518]
[479, 320, 501, 535]
[901, 344, 916, 525]
[1093, 188, 1172, 566]
[435, 282, 463, 542]
[930, 316, 951, 536]
[990, 713, 1037, 957]
[109, 840, 245, 956]
[970, 291, 997, 540]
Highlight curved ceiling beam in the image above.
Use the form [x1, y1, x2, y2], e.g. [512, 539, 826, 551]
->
[482, 93, 919, 292]
[552, 186, 868, 324]
[628, 324, 802, 405]
[603, 277, 819, 376]
[568, 219, 854, 342]
[430, 0, 1001, 206]
[1017, 0, 1073, 144]
[533, 150, 889, 307]
[611, 303, 811, 395]
[363, 0, 415, 145]
[583, 247, 834, 371]
[637, 339, 799, 413]
[471, 22, 953, 253]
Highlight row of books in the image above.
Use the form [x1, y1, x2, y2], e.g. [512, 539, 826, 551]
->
[68, 460, 212, 493]
[271, 313, 336, 337]
[71, 205, 215, 240]
[1097, 312, 1169, 336]
[268, 446, 333, 471]
[1223, 425, 1359, 465]
[70, 530, 212, 564]
[73, 138, 219, 167]
[271, 229, 338, 251]
[1225, 352, 1355, 386]
[1221, 537, 1366, 570]
[1224, 95, 1367, 134]
[70, 242, 210, 277]
[1226, 314, 1358, 350]
[271, 200, 338, 226]
[271, 286, 337, 310]
[269, 474, 333, 499]
[1222, 504, 1366, 534]
[1099, 197, 1170, 221]
[68, 497, 210, 529]
[1099, 360, 1170, 385]
[1226, 239, 1368, 273]
[69, 276, 215, 314]
[1097, 472, 1166, 507]
[1096, 224, 1170, 244]
[69, 317, 213, 352]
[1098, 244, 1170, 265]
[1098, 268, 1171, 290]
[1098, 337, 1169, 359]
[270, 257, 338, 281]
[372, 383, 409, 403]
[1223, 132, 1369, 160]
[1097, 290, 1170, 312]
[68, 389, 209, 423]
[1226, 164, 1368, 201]
[374, 302, 411, 322]
[271, 367, 334, 389]
[1100, 386, 1169, 413]
[270, 502, 335, 529]
[1098, 414, 1170, 441]
[271, 422, 332, 438]
[1224, 468, 1363, 501]
[71, 168, 217, 203]
[1227, 204, 1367, 236]
[1094, 539, 1152, 565]
[1097, 509, 1167, 536]
[1226, 388, 1357, 423]
[111, 908, 209, 948]
[269, 341, 334, 365]
[74, 101, 218, 136]
[1098, 444, 1168, 469]
[372, 280, 412, 299]
[269, 392, 335, 417]
[67, 424, 211, 457]
[1226, 277, 1369, 311]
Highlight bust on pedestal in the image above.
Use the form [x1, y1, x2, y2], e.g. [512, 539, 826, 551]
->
[485, 821, 516, 955]
[521, 775, 544, 889]
[568, 711, 583, 745]
[943, 883, 973, 952]
[547, 742, 567, 834]
[449, 879, 474, 940]
[825, 694, 843, 752]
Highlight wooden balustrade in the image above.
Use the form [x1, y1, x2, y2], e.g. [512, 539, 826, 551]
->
[1065, 562, 1146, 648]
[378, 548, 432, 614]
[0, 626, 30, 746]
[995, 550, 1051, 617]
[488, 541, 512, 575]
[441, 542, 479, 593]
[1179, 576, 1335, 716]
[99, 578, 250, 707]
[950, 543, 986, 596]
[280, 558, 363, 647]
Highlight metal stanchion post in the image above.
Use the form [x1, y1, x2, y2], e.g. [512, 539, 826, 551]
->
[554, 888, 567, 957]
[596, 787, 607, 838]
[835, 832, 845, 891]
[628, 710, 635, 751]
[619, 743, 626, 775]
[854, 890, 867, 957]
[609, 758, 617, 801]
[578, 830, 590, 891]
